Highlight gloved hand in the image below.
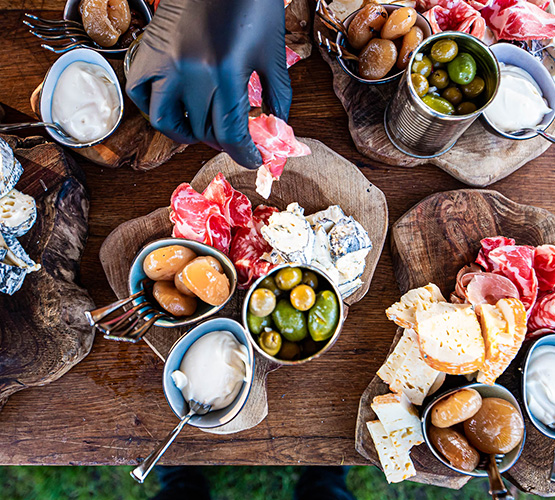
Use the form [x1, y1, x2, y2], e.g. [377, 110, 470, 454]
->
[126, 0, 292, 169]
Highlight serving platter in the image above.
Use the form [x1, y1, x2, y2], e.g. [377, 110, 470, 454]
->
[100, 138, 388, 434]
[356, 189, 555, 495]
[0, 134, 95, 409]
[315, 19, 555, 187]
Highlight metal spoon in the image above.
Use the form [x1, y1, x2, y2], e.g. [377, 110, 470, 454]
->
[0, 121, 72, 138]
[130, 399, 212, 483]
[512, 127, 555, 143]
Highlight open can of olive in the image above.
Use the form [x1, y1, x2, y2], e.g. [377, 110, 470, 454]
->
[384, 31, 500, 158]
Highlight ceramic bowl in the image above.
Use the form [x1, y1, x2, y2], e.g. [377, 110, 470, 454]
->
[242, 263, 345, 366]
[39, 48, 124, 148]
[128, 237, 237, 328]
[482, 43, 555, 140]
[521, 333, 555, 439]
[335, 5, 432, 85]
[163, 318, 255, 428]
[421, 382, 526, 477]
[63, 0, 152, 58]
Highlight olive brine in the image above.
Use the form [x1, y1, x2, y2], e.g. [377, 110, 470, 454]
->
[247, 267, 340, 361]
[411, 38, 485, 116]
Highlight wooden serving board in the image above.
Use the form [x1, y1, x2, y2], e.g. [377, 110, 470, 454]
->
[315, 19, 554, 187]
[100, 138, 388, 434]
[0, 134, 95, 409]
[355, 189, 555, 494]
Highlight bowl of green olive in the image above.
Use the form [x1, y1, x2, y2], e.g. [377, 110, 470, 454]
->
[242, 264, 345, 365]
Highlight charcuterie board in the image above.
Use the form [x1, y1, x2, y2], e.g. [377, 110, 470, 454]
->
[0, 134, 95, 409]
[100, 138, 388, 434]
[356, 189, 555, 495]
[315, 19, 555, 187]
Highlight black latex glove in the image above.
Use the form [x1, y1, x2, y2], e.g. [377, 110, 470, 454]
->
[126, 0, 292, 169]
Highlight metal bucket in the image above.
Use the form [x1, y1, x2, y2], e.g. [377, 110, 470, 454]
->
[385, 31, 500, 158]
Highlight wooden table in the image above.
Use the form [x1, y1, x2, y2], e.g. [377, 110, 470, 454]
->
[1, 0, 554, 477]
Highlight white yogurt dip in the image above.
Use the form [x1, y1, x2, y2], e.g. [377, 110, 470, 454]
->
[526, 344, 555, 428]
[484, 63, 551, 133]
[171, 331, 249, 411]
[51, 61, 120, 143]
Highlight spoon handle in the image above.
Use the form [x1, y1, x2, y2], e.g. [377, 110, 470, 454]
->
[0, 122, 54, 132]
[536, 129, 555, 144]
[130, 410, 194, 483]
[487, 454, 514, 500]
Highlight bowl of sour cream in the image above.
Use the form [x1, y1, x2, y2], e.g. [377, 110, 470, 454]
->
[39, 48, 124, 148]
[482, 43, 555, 140]
[522, 333, 555, 440]
[163, 318, 255, 429]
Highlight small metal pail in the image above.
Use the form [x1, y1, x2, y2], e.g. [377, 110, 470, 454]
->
[384, 31, 500, 158]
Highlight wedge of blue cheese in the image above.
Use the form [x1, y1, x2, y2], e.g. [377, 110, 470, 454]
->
[0, 188, 37, 237]
[0, 138, 23, 199]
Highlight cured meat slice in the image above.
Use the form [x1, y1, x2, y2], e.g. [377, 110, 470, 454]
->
[466, 273, 520, 306]
[422, 0, 486, 39]
[202, 173, 252, 228]
[528, 292, 555, 332]
[229, 205, 279, 288]
[487, 245, 538, 311]
[481, 0, 555, 40]
[534, 244, 555, 292]
[249, 114, 311, 199]
[248, 47, 302, 108]
[454, 263, 484, 301]
[170, 183, 231, 254]
[475, 236, 516, 271]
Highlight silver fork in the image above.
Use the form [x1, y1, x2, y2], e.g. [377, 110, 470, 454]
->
[316, 0, 348, 37]
[23, 14, 95, 53]
[317, 31, 359, 61]
[131, 399, 212, 483]
[479, 454, 514, 500]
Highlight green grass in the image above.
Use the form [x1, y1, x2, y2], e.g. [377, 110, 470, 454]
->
[0, 465, 542, 500]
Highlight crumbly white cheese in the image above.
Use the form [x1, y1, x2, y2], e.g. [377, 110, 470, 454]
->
[0, 138, 23, 199]
[0, 188, 37, 237]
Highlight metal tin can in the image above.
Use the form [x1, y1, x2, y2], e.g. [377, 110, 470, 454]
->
[385, 31, 500, 158]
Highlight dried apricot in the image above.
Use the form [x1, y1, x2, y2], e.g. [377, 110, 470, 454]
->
[396, 26, 423, 70]
[431, 389, 482, 428]
[347, 2, 388, 50]
[359, 38, 397, 80]
[181, 257, 231, 306]
[381, 7, 417, 41]
[143, 245, 196, 281]
[153, 281, 197, 317]
[79, 0, 131, 47]
[429, 425, 480, 472]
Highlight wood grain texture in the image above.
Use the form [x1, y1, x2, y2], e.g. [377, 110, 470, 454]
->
[384, 189, 555, 495]
[99, 138, 388, 434]
[2, 7, 555, 476]
[0, 134, 95, 406]
[315, 19, 555, 187]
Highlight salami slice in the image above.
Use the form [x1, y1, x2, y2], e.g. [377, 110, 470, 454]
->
[487, 245, 538, 311]
[475, 236, 516, 271]
[202, 173, 252, 229]
[466, 273, 520, 306]
[528, 292, 555, 332]
[534, 244, 555, 292]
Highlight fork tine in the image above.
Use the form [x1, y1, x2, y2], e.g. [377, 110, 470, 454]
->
[128, 314, 165, 342]
[24, 13, 84, 27]
[41, 42, 91, 53]
[28, 25, 88, 35]
[31, 32, 90, 41]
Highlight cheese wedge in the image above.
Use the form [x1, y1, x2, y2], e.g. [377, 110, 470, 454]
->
[415, 303, 485, 375]
[386, 283, 446, 330]
[371, 393, 423, 453]
[477, 298, 527, 385]
[367, 420, 416, 483]
[376, 329, 417, 386]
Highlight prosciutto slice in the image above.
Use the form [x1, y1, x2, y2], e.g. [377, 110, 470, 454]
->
[423, 0, 486, 39]
[249, 114, 311, 199]
[528, 292, 555, 332]
[534, 244, 555, 292]
[466, 273, 520, 305]
[481, 0, 555, 40]
[476, 236, 516, 271]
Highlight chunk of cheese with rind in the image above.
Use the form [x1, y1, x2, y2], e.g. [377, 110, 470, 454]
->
[0, 261, 26, 295]
[0, 189, 37, 237]
[377, 329, 418, 385]
[415, 303, 485, 374]
[366, 420, 416, 483]
[477, 298, 527, 385]
[386, 283, 446, 330]
[0, 138, 23, 200]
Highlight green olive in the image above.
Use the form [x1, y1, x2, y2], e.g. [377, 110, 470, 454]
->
[461, 76, 485, 99]
[441, 86, 463, 106]
[249, 288, 276, 317]
[258, 275, 281, 297]
[411, 55, 432, 78]
[411, 73, 429, 97]
[456, 101, 478, 115]
[308, 290, 340, 342]
[302, 270, 319, 289]
[278, 340, 302, 361]
[428, 69, 449, 90]
[275, 267, 303, 291]
[247, 311, 273, 335]
[447, 53, 477, 85]
[430, 39, 458, 63]
[290, 284, 316, 311]
[272, 299, 308, 342]
[259, 330, 282, 357]
[422, 94, 455, 115]
[432, 60, 445, 71]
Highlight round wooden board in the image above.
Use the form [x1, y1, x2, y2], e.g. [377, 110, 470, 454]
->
[100, 138, 388, 435]
[0, 135, 95, 408]
[315, 19, 554, 187]
[355, 189, 555, 495]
